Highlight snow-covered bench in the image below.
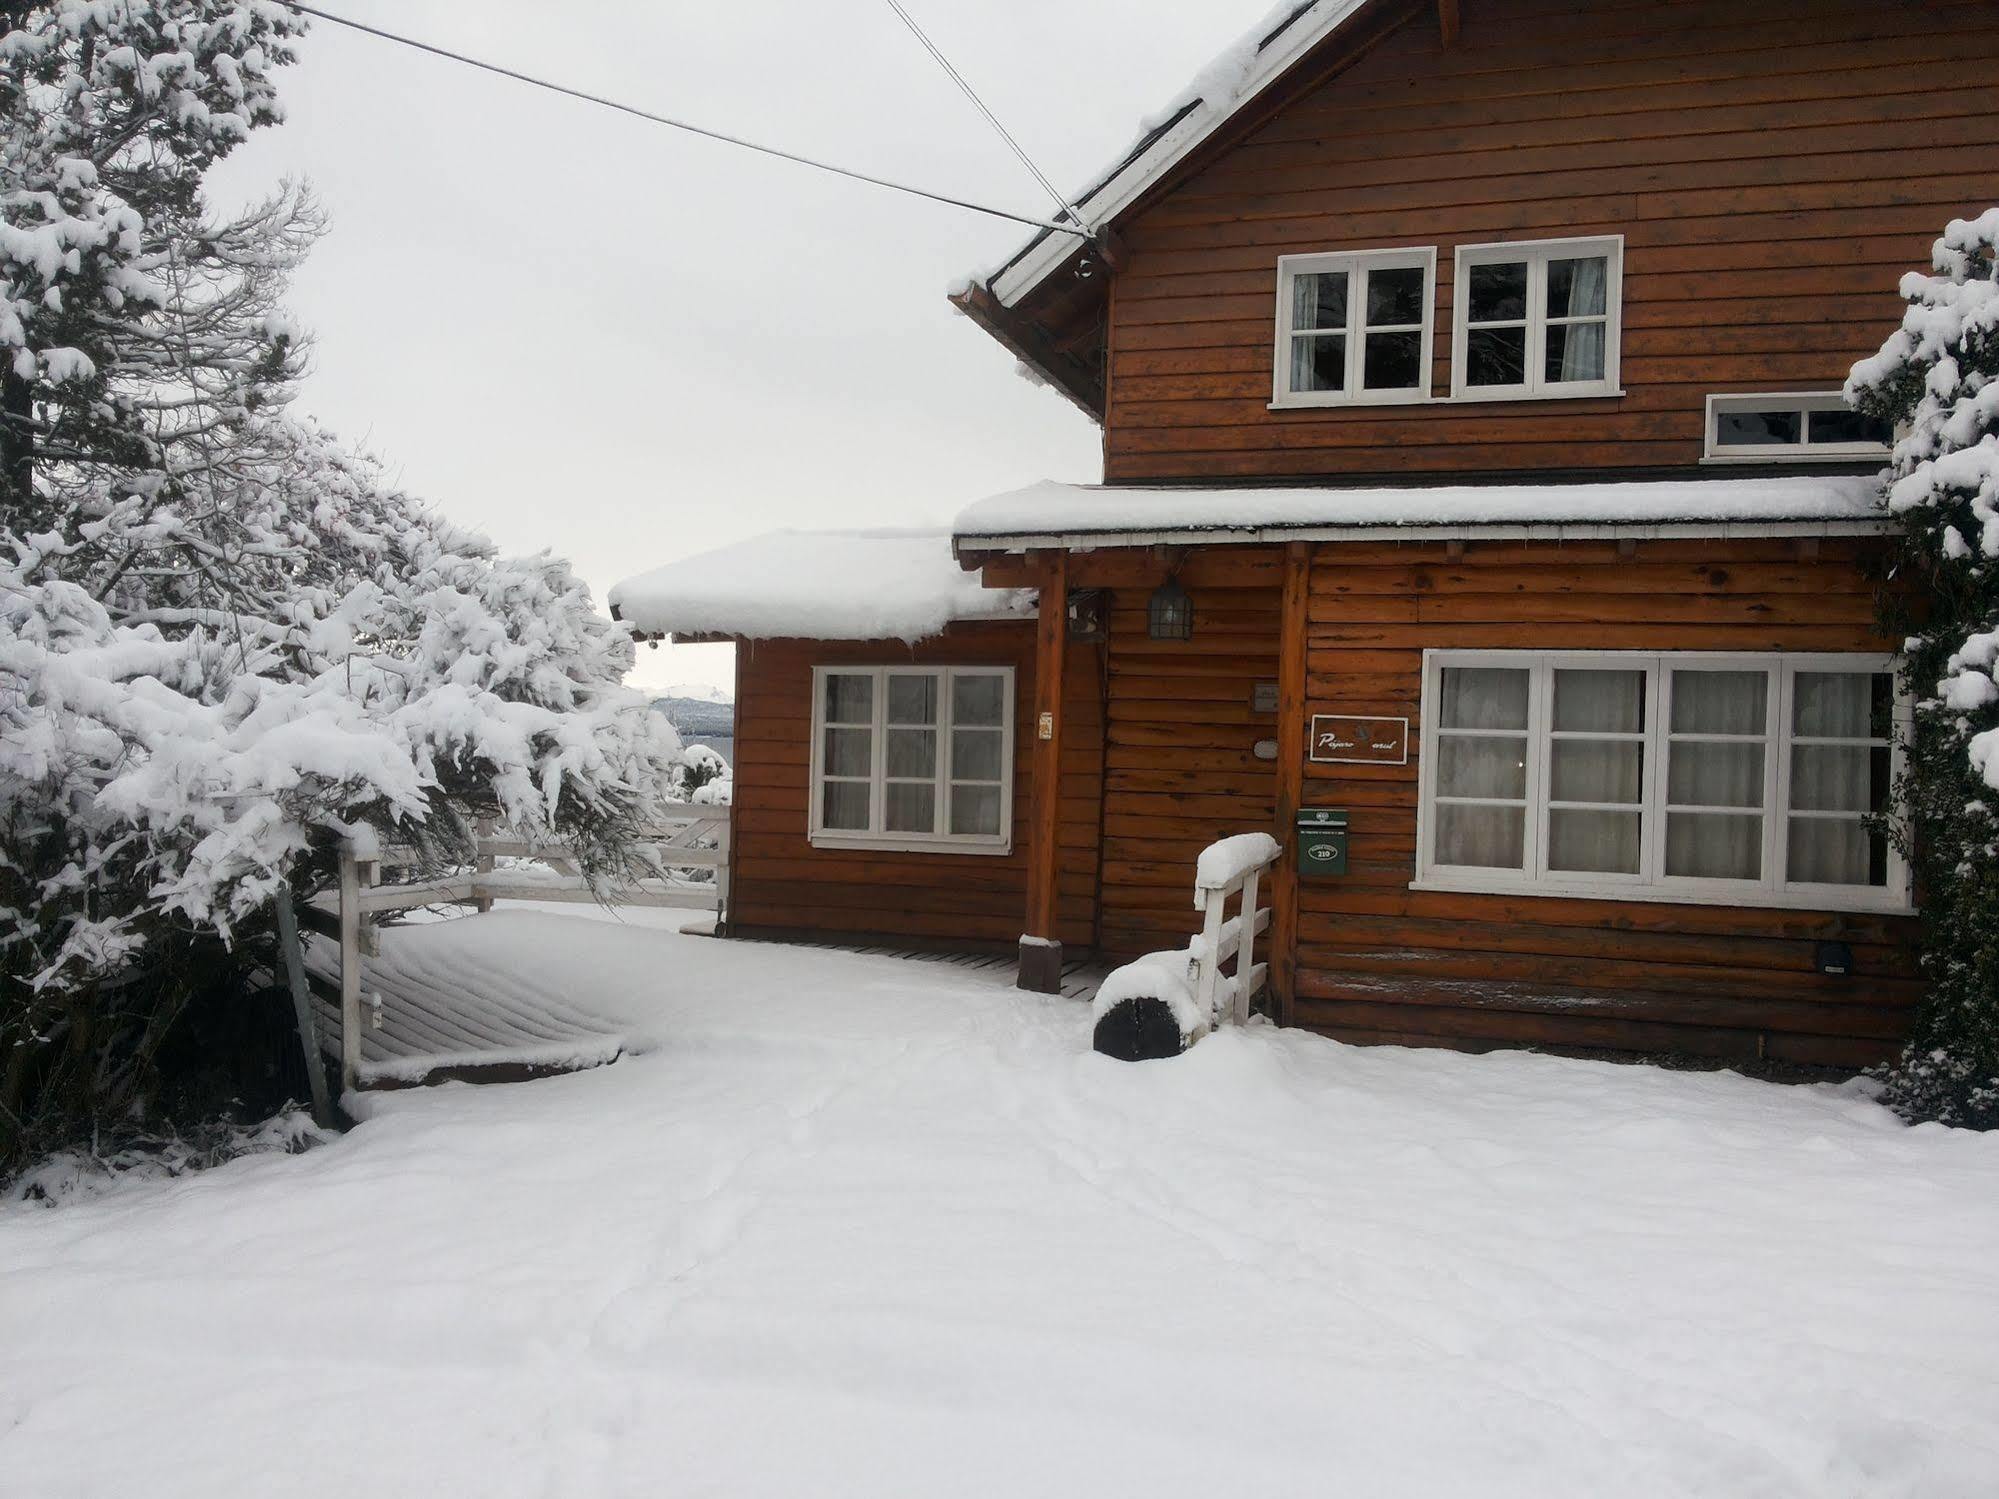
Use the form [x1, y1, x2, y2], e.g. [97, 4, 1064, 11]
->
[1091, 832, 1280, 1061]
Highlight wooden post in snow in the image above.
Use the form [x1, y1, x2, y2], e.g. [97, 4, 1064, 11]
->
[273, 888, 335, 1128]
[1269, 541, 1311, 1027]
[337, 842, 363, 1095]
[1019, 548, 1067, 993]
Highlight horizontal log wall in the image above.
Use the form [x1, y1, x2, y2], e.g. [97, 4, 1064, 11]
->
[728, 626, 1102, 950]
[1104, 0, 1999, 481]
[1293, 535, 1920, 1067]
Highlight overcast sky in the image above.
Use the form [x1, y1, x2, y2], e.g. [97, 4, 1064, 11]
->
[208, 0, 1259, 696]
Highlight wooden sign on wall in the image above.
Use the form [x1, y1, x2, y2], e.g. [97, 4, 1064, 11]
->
[1310, 714, 1409, 765]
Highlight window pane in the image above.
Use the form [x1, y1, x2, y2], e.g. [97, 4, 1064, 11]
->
[1715, 409, 1802, 447]
[1290, 332, 1346, 393]
[1366, 265, 1425, 327]
[1790, 744, 1889, 814]
[885, 782, 935, 834]
[952, 727, 1003, 782]
[1666, 811, 1762, 880]
[949, 784, 1002, 837]
[1466, 260, 1528, 322]
[1292, 269, 1347, 331]
[1544, 321, 1606, 384]
[823, 673, 873, 724]
[1438, 667, 1529, 730]
[821, 780, 869, 831]
[1787, 817, 1884, 886]
[1549, 808, 1641, 875]
[1553, 670, 1644, 733]
[1435, 802, 1525, 869]
[1793, 672, 1891, 739]
[1465, 326, 1527, 387]
[1670, 671, 1768, 734]
[823, 726, 871, 778]
[1667, 741, 1765, 808]
[1547, 256, 1608, 318]
[1363, 330, 1423, 390]
[1437, 736, 1528, 799]
[885, 727, 936, 779]
[952, 673, 1005, 727]
[886, 674, 937, 725]
[1806, 407, 1893, 447]
[1551, 740, 1642, 804]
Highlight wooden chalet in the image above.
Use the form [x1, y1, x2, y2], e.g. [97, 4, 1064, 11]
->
[612, 0, 1999, 1068]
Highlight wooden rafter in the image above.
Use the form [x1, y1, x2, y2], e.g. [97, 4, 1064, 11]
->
[1438, 0, 1460, 47]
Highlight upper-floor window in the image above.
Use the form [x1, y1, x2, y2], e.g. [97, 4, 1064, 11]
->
[1451, 236, 1623, 401]
[1415, 650, 1907, 912]
[1272, 247, 1436, 408]
[809, 664, 1014, 854]
[1704, 392, 1893, 463]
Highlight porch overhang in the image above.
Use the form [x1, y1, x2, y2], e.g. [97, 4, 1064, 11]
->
[951, 477, 1895, 561]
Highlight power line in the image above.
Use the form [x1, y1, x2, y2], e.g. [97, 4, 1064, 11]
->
[278, 2, 1088, 238]
[878, 0, 1089, 234]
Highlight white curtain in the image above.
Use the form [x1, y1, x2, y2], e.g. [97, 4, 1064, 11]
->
[1557, 256, 1608, 383]
[1435, 668, 1529, 868]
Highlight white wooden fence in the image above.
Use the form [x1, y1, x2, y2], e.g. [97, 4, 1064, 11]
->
[307, 807, 730, 1091]
[1190, 839, 1278, 1029]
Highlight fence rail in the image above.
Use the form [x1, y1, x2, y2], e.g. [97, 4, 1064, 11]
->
[307, 806, 730, 1092]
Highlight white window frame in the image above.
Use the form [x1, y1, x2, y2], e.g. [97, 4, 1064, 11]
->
[1271, 246, 1437, 409]
[808, 664, 1015, 855]
[1449, 235, 1624, 402]
[1413, 649, 1910, 912]
[1702, 391, 1894, 463]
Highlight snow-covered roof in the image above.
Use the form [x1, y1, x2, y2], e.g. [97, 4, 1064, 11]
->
[608, 530, 1033, 643]
[953, 476, 1893, 550]
[970, 0, 1370, 310]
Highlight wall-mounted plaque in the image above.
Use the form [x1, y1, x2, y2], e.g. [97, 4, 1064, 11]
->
[1310, 714, 1409, 765]
[1252, 680, 1279, 714]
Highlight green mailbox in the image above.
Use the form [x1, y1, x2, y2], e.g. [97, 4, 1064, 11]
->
[1297, 808, 1348, 876]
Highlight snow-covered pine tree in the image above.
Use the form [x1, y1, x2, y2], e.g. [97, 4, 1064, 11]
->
[1, 3, 682, 1162]
[1847, 207, 1999, 1128]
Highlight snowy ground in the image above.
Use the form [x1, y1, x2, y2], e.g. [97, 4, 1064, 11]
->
[3, 910, 1997, 1498]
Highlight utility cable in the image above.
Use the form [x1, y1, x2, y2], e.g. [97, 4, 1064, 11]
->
[278, 2, 1088, 238]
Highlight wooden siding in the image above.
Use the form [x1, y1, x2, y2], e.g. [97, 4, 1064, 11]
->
[1290, 535, 1920, 1067]
[1103, 0, 1999, 481]
[728, 626, 1102, 950]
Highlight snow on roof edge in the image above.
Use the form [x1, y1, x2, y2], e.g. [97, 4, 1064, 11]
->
[608, 528, 1034, 644]
[951, 476, 1893, 548]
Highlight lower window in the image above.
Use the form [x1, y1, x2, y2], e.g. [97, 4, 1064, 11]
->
[1416, 651, 1907, 910]
[810, 664, 1014, 853]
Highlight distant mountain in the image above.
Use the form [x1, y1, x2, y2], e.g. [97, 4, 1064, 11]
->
[652, 693, 735, 741]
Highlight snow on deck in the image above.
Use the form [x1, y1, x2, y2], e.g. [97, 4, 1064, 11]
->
[6, 910, 1998, 1498]
[608, 528, 1034, 642]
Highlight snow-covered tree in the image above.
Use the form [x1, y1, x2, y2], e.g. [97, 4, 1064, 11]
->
[1, 4, 682, 1160]
[1847, 207, 1999, 1128]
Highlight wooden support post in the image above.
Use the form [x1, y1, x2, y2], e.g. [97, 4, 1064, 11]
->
[273, 888, 335, 1128]
[1438, 0, 1461, 47]
[1019, 549, 1068, 993]
[1269, 541, 1311, 1028]
[473, 815, 495, 914]
[337, 842, 363, 1095]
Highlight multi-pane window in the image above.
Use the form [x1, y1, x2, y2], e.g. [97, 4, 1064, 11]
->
[1452, 237, 1622, 399]
[1273, 248, 1435, 407]
[1418, 652, 1906, 910]
[1704, 392, 1894, 461]
[810, 665, 1013, 851]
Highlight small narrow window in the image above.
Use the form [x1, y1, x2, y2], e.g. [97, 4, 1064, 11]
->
[1273, 247, 1436, 408]
[1704, 393, 1893, 462]
[810, 665, 1014, 853]
[1452, 236, 1623, 400]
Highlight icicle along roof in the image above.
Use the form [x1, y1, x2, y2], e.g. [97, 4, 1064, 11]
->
[607, 530, 1034, 643]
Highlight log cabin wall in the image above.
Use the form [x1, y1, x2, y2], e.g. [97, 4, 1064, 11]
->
[1104, 0, 1999, 482]
[1292, 534, 1920, 1067]
[729, 625, 1102, 950]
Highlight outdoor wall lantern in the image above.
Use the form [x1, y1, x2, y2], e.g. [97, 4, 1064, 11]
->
[1147, 577, 1193, 641]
